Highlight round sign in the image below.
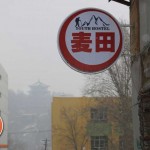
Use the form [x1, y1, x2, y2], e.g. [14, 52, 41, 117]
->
[58, 8, 123, 73]
[0, 117, 4, 136]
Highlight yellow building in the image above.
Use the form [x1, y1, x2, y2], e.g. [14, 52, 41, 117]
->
[52, 97, 123, 150]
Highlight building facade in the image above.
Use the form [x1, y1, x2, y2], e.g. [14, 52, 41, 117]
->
[130, 0, 150, 149]
[52, 97, 130, 150]
[0, 64, 8, 149]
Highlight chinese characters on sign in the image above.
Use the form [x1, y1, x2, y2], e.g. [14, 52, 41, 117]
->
[71, 32, 115, 53]
[71, 32, 92, 53]
[58, 8, 123, 73]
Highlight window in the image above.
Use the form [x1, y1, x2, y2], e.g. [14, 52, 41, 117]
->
[91, 108, 107, 122]
[91, 136, 108, 150]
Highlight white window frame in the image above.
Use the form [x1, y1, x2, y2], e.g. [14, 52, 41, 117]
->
[91, 136, 108, 150]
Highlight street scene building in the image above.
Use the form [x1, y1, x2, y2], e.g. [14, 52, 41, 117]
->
[52, 97, 133, 150]
[0, 64, 8, 149]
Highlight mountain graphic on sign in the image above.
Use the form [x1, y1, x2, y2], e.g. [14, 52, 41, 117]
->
[75, 15, 109, 27]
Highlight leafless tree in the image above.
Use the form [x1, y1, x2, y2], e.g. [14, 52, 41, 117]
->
[82, 24, 134, 150]
[53, 106, 90, 150]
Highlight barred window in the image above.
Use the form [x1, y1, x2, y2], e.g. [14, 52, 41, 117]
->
[91, 136, 108, 150]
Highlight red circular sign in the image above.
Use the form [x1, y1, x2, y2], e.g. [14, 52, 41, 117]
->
[0, 117, 4, 136]
[58, 8, 123, 73]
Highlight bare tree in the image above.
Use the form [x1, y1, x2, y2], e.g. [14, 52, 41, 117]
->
[82, 24, 134, 150]
[53, 106, 90, 150]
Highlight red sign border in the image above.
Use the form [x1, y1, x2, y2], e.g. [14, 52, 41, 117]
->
[0, 117, 4, 136]
[58, 8, 123, 73]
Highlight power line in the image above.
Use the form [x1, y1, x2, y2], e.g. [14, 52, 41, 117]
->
[8, 129, 51, 135]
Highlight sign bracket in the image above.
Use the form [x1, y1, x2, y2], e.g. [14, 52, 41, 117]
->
[108, 0, 131, 6]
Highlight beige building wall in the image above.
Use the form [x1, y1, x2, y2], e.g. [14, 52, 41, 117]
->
[52, 97, 125, 150]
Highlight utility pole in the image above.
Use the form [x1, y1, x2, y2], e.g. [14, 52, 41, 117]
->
[42, 138, 48, 150]
[42, 138, 50, 150]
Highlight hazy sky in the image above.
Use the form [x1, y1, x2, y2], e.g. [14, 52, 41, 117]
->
[0, 0, 129, 96]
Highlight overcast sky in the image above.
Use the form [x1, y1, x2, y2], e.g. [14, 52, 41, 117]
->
[0, 0, 129, 96]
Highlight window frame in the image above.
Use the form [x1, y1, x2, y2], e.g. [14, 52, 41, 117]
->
[91, 107, 107, 122]
[91, 136, 108, 150]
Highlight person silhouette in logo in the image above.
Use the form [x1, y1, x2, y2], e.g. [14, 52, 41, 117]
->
[75, 17, 81, 27]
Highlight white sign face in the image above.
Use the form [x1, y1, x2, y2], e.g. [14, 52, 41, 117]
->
[0, 117, 4, 136]
[58, 8, 123, 73]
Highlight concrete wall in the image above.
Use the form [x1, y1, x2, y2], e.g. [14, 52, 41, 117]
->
[139, 0, 150, 89]
[130, 0, 150, 149]
[130, 0, 141, 149]
[0, 64, 8, 150]
[139, 0, 150, 50]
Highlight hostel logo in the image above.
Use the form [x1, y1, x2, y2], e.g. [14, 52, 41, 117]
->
[0, 117, 4, 136]
[75, 15, 110, 30]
